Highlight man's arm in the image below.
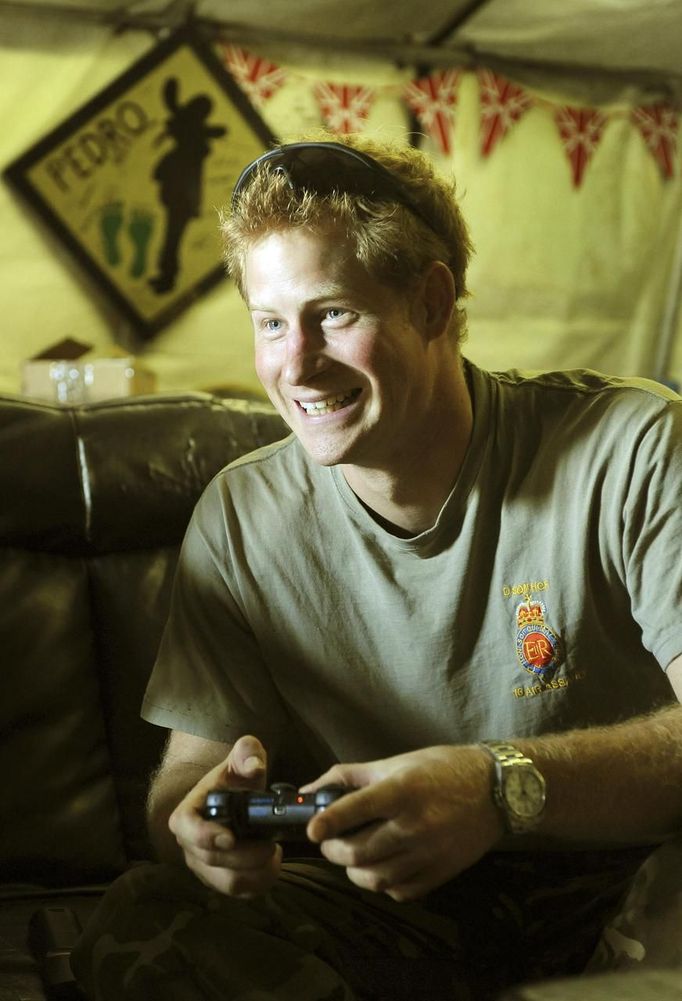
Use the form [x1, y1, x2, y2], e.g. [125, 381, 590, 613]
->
[517, 654, 682, 846]
[306, 656, 682, 902]
[147, 730, 232, 863]
[517, 702, 682, 846]
[147, 730, 282, 896]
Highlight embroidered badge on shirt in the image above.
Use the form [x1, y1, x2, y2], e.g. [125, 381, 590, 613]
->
[515, 599, 561, 677]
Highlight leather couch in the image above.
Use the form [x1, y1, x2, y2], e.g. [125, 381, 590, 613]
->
[0, 391, 288, 999]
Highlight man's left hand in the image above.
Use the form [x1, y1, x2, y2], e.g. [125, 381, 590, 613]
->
[302, 745, 503, 901]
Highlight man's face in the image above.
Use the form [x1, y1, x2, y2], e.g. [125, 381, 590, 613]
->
[245, 225, 437, 471]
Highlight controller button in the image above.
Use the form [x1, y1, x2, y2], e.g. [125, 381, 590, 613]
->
[271, 783, 296, 812]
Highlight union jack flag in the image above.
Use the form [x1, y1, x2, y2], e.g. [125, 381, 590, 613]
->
[554, 106, 608, 187]
[631, 104, 679, 179]
[478, 70, 532, 157]
[313, 82, 376, 135]
[403, 70, 460, 155]
[218, 44, 286, 105]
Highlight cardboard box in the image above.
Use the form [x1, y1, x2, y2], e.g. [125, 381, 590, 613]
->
[22, 339, 155, 404]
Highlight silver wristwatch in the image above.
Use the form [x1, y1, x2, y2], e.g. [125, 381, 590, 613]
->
[482, 741, 546, 834]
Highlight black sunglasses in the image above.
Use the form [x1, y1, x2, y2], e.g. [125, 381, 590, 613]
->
[231, 141, 432, 231]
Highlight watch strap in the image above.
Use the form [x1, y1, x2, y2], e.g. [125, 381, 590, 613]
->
[484, 741, 532, 768]
[481, 740, 546, 834]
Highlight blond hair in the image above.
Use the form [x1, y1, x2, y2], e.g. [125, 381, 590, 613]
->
[220, 134, 474, 341]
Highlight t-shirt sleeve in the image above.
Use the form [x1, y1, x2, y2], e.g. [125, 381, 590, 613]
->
[622, 399, 682, 672]
[141, 476, 290, 748]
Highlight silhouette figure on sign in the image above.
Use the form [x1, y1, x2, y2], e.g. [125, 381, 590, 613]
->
[148, 77, 227, 295]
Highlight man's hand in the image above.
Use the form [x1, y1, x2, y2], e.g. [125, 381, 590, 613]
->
[303, 745, 503, 902]
[168, 735, 282, 897]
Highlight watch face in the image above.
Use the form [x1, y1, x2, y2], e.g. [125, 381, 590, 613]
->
[504, 767, 546, 818]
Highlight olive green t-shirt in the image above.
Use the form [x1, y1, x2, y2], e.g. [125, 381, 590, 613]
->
[142, 362, 681, 774]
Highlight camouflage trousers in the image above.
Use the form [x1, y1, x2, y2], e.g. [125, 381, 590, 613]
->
[71, 849, 648, 1001]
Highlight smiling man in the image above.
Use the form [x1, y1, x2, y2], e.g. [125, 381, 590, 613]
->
[246, 224, 473, 533]
[73, 137, 682, 1000]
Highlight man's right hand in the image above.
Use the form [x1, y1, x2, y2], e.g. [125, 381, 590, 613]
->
[168, 735, 282, 897]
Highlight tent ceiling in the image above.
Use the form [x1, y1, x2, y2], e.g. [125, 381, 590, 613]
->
[3, 0, 682, 101]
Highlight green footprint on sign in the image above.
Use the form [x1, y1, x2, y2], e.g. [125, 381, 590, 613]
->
[128, 209, 155, 278]
[100, 201, 125, 266]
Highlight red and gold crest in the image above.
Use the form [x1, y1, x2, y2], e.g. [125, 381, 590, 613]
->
[515, 600, 560, 677]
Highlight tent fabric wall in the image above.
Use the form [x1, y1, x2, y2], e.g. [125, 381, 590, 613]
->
[448, 73, 682, 383]
[1, 11, 681, 400]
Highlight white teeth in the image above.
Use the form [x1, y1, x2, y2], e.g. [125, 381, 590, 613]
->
[299, 392, 355, 416]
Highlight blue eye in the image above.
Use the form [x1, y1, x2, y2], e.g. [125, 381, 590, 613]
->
[264, 318, 282, 332]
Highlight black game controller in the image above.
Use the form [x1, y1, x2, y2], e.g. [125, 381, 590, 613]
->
[203, 782, 353, 841]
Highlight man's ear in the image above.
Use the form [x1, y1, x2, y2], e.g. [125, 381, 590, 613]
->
[415, 261, 457, 342]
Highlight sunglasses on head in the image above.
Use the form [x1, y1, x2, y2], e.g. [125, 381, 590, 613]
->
[231, 141, 432, 230]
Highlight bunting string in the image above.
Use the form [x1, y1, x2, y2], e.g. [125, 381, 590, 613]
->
[631, 104, 679, 179]
[218, 44, 680, 186]
[314, 82, 376, 134]
[478, 70, 532, 158]
[403, 70, 460, 156]
[219, 43, 287, 106]
[554, 106, 608, 187]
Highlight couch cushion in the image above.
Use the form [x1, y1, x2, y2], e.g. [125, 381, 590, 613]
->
[0, 398, 84, 550]
[0, 392, 288, 883]
[75, 394, 288, 553]
[0, 550, 125, 884]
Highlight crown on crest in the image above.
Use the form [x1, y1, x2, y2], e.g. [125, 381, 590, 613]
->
[516, 600, 546, 628]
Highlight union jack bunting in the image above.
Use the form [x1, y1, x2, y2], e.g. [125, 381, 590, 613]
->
[404, 70, 461, 155]
[554, 106, 608, 187]
[478, 70, 532, 157]
[219, 44, 286, 105]
[631, 104, 679, 179]
[313, 82, 376, 135]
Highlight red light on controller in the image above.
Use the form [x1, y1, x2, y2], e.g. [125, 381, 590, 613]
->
[296, 795, 304, 804]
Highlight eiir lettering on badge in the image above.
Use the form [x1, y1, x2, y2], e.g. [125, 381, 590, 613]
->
[515, 599, 561, 676]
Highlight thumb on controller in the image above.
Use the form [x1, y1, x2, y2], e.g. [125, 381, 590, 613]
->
[224, 734, 268, 790]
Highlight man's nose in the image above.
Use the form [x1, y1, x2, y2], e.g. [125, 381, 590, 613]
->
[282, 323, 329, 384]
